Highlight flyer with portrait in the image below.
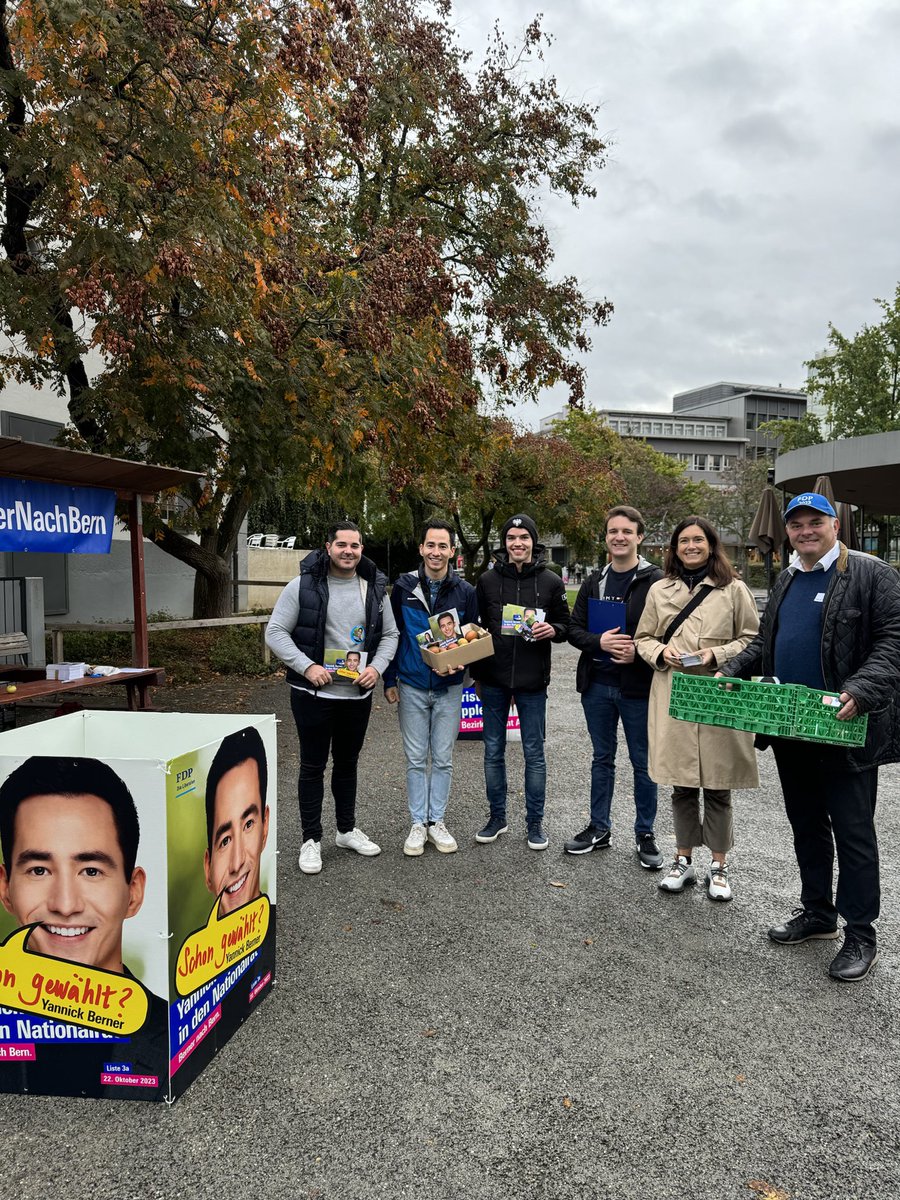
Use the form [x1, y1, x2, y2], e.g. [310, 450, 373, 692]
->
[501, 604, 545, 640]
[428, 608, 463, 647]
[324, 648, 368, 679]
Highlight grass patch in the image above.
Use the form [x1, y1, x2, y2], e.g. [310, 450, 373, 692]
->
[47, 623, 280, 686]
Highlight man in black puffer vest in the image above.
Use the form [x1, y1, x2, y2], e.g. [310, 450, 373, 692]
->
[470, 513, 569, 851]
[266, 521, 398, 877]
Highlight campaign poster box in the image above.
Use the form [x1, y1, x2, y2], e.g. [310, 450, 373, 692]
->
[0, 710, 277, 1104]
[419, 623, 494, 675]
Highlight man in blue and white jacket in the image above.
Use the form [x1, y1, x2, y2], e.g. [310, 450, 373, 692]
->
[384, 521, 478, 857]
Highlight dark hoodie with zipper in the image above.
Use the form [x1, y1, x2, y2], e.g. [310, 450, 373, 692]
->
[470, 544, 570, 692]
[569, 556, 663, 696]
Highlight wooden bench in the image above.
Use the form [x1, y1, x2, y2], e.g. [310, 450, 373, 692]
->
[0, 631, 30, 664]
[0, 667, 165, 728]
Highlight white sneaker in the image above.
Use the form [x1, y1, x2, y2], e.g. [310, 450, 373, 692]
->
[658, 855, 696, 892]
[298, 839, 322, 875]
[335, 827, 382, 856]
[404, 822, 427, 857]
[707, 861, 733, 902]
[427, 820, 458, 854]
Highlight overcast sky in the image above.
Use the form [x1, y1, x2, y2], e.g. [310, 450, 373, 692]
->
[451, 0, 900, 426]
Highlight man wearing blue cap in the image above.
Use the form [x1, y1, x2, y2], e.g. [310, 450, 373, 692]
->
[720, 493, 900, 981]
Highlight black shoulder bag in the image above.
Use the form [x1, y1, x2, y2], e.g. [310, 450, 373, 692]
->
[661, 584, 714, 644]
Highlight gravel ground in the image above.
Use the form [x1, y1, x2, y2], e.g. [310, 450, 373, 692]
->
[3, 643, 899, 1200]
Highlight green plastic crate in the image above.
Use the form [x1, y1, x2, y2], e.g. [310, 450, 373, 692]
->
[669, 674, 794, 738]
[791, 687, 869, 747]
[668, 673, 868, 747]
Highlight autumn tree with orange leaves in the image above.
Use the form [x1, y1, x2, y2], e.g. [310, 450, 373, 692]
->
[1, 0, 611, 614]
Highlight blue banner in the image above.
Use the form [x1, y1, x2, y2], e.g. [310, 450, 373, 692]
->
[0, 478, 116, 553]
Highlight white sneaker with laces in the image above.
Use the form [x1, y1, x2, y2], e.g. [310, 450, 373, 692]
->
[706, 861, 733, 902]
[335, 827, 382, 856]
[658, 855, 696, 892]
[427, 820, 458, 854]
[298, 839, 322, 875]
[404, 822, 427, 856]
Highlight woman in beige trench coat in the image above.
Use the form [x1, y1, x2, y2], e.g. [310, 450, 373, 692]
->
[635, 516, 759, 901]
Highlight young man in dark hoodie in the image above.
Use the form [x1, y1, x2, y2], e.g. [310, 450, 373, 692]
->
[384, 521, 478, 856]
[470, 514, 570, 850]
[566, 506, 665, 868]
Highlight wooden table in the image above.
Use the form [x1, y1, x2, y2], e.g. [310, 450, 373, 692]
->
[0, 667, 165, 725]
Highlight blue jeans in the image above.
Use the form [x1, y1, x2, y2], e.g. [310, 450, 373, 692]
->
[398, 681, 463, 823]
[481, 684, 547, 826]
[580, 681, 657, 837]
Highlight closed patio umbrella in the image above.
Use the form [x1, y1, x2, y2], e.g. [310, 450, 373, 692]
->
[748, 485, 783, 595]
[813, 474, 837, 506]
[837, 502, 861, 550]
[813, 473, 860, 549]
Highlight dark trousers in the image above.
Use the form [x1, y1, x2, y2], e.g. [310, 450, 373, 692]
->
[771, 739, 880, 944]
[290, 689, 373, 842]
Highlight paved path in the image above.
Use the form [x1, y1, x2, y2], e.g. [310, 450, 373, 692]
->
[3, 644, 898, 1199]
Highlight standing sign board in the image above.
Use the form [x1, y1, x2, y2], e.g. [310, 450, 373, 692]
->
[458, 685, 521, 741]
[0, 711, 276, 1103]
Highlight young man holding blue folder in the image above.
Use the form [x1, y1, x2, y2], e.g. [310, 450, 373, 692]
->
[566, 506, 664, 866]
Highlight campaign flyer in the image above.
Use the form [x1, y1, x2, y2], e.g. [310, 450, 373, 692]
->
[324, 648, 368, 679]
[500, 604, 545, 640]
[425, 608, 464, 648]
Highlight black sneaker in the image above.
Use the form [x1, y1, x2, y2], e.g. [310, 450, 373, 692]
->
[475, 815, 509, 844]
[563, 825, 611, 855]
[637, 833, 664, 870]
[828, 935, 878, 982]
[527, 824, 549, 851]
[768, 908, 839, 944]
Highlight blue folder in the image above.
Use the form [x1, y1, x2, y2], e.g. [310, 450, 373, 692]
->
[588, 598, 627, 636]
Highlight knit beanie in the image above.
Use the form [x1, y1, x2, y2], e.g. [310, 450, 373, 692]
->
[500, 513, 539, 544]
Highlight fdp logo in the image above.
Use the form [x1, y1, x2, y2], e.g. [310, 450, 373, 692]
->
[175, 766, 195, 796]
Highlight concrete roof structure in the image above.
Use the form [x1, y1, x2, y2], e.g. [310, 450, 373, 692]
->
[775, 431, 900, 516]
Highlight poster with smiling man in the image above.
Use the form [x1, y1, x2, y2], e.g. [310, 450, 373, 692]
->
[0, 711, 277, 1104]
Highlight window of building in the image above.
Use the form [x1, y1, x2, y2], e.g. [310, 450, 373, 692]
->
[683, 423, 694, 436]
[652, 422, 662, 435]
[709, 454, 722, 472]
[663, 423, 673, 435]
[693, 454, 707, 471]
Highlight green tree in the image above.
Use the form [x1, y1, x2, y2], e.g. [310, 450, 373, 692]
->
[805, 285, 900, 437]
[757, 412, 824, 453]
[411, 416, 622, 578]
[548, 408, 709, 549]
[1, 0, 612, 614]
[706, 456, 772, 571]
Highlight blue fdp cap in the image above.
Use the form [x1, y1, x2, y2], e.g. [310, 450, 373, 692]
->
[784, 492, 837, 521]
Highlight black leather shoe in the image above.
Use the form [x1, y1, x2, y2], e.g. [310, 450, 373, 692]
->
[768, 908, 839, 944]
[828, 936, 878, 982]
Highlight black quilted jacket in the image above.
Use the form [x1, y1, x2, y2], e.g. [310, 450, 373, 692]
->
[721, 544, 900, 769]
